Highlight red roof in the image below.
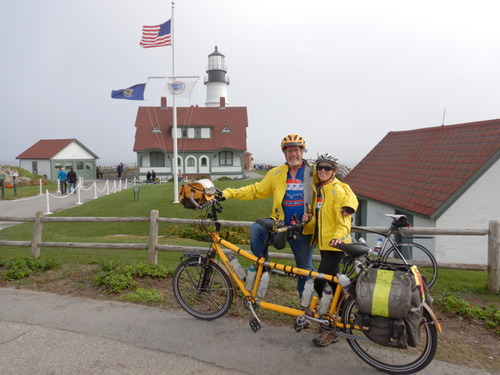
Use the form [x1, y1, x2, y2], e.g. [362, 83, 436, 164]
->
[133, 105, 248, 152]
[16, 139, 77, 159]
[343, 119, 500, 218]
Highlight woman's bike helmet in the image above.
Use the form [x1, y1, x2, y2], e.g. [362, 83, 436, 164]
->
[315, 153, 339, 167]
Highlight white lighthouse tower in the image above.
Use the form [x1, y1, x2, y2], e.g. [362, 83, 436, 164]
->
[204, 46, 230, 107]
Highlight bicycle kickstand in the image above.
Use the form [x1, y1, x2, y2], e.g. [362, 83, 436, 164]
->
[245, 299, 262, 333]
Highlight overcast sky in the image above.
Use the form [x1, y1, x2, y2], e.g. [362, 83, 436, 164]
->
[2, 0, 500, 168]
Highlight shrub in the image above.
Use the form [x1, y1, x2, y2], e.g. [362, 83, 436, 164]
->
[3, 256, 59, 281]
[94, 261, 172, 293]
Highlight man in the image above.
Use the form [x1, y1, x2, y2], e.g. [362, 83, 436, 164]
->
[67, 167, 78, 194]
[57, 167, 67, 195]
[222, 134, 315, 297]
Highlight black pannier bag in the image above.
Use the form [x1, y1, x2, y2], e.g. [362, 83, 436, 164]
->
[354, 262, 428, 348]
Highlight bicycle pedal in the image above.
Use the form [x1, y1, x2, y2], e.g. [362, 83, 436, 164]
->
[249, 318, 261, 333]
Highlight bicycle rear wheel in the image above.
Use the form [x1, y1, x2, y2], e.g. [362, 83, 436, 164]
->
[382, 242, 438, 288]
[173, 258, 234, 320]
[341, 297, 438, 374]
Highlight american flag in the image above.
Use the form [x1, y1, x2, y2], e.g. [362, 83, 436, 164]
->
[140, 20, 171, 48]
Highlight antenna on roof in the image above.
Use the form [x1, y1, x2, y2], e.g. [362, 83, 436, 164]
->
[441, 107, 446, 126]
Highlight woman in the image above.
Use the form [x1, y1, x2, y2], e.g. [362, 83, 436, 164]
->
[305, 153, 358, 347]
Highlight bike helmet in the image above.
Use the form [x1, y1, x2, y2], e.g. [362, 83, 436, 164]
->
[316, 153, 339, 167]
[280, 134, 306, 150]
[179, 179, 216, 209]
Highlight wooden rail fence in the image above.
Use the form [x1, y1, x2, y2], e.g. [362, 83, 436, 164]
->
[0, 210, 498, 293]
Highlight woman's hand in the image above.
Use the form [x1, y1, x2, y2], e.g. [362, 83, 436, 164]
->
[329, 238, 343, 247]
[302, 212, 312, 223]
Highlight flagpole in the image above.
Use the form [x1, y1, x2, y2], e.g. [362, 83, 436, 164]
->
[171, 1, 179, 203]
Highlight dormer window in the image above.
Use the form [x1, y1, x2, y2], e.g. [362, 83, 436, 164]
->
[151, 126, 162, 133]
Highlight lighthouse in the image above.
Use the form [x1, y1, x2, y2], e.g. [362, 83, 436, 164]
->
[204, 46, 230, 107]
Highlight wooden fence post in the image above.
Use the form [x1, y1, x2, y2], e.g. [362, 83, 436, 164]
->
[148, 210, 159, 264]
[488, 220, 499, 293]
[31, 211, 44, 259]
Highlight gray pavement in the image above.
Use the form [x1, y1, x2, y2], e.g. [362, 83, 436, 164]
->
[0, 288, 494, 375]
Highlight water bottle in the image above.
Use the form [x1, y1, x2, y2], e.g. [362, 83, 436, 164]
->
[374, 238, 384, 255]
[257, 271, 270, 298]
[337, 273, 355, 296]
[229, 255, 247, 280]
[300, 279, 315, 308]
[318, 285, 333, 315]
[245, 265, 257, 291]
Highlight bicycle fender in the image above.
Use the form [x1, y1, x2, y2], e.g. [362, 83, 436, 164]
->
[423, 302, 442, 333]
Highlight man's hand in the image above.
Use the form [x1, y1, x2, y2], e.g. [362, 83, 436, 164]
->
[215, 188, 226, 201]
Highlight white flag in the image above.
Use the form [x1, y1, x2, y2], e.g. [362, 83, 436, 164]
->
[166, 78, 198, 100]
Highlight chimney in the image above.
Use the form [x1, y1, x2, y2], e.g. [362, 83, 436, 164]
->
[160, 97, 167, 109]
[219, 97, 226, 110]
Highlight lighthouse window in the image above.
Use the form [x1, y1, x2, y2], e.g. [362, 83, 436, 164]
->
[194, 128, 201, 138]
[219, 151, 233, 166]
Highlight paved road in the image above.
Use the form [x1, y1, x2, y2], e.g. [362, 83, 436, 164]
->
[0, 288, 494, 375]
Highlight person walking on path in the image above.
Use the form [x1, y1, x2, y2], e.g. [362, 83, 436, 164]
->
[67, 168, 78, 194]
[57, 168, 67, 195]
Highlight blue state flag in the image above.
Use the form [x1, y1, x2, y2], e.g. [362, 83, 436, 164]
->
[111, 83, 146, 100]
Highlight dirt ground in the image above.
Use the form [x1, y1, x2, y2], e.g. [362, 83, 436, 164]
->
[1, 267, 499, 373]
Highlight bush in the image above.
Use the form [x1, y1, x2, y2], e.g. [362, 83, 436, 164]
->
[3, 256, 59, 281]
[94, 261, 172, 293]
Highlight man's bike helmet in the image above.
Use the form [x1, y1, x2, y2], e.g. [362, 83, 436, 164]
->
[281, 134, 306, 150]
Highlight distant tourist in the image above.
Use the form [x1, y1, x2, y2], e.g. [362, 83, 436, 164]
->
[67, 167, 78, 194]
[58, 167, 67, 194]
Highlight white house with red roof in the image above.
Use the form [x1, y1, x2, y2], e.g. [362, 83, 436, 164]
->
[133, 47, 250, 181]
[16, 139, 99, 182]
[344, 119, 500, 265]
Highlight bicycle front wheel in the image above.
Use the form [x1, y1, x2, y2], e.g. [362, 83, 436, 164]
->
[173, 258, 234, 320]
[341, 297, 438, 374]
[382, 242, 438, 288]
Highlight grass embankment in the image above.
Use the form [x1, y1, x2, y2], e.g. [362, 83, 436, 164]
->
[0, 165, 57, 200]
[0, 179, 498, 370]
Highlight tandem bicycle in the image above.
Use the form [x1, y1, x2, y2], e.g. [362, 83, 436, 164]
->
[172, 179, 441, 375]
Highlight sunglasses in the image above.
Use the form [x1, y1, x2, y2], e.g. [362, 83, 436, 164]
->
[317, 165, 334, 171]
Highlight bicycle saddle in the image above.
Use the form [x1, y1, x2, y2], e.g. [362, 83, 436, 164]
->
[335, 242, 371, 258]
